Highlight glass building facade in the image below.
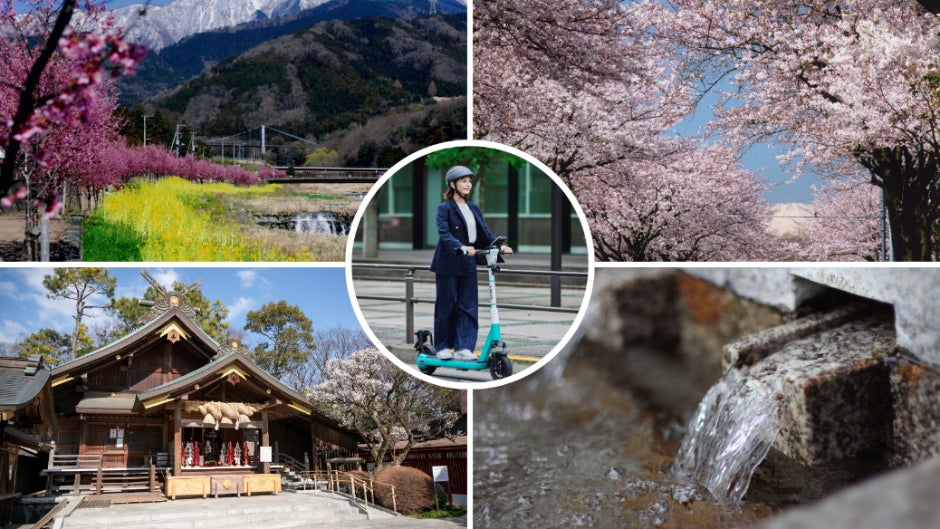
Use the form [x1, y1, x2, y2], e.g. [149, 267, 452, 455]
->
[369, 155, 587, 254]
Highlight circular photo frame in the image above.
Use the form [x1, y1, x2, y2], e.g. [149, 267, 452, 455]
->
[345, 139, 595, 389]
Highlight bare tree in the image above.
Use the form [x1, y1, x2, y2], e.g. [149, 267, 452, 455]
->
[284, 326, 371, 394]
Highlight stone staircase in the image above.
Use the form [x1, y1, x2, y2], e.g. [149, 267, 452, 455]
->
[59, 492, 370, 529]
[279, 467, 319, 491]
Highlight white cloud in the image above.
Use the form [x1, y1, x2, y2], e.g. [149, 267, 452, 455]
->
[5, 268, 117, 337]
[236, 270, 269, 289]
[0, 279, 26, 301]
[226, 297, 255, 325]
[13, 268, 50, 296]
[0, 320, 28, 343]
[150, 268, 182, 290]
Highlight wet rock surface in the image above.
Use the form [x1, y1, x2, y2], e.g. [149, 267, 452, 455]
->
[756, 455, 940, 529]
[721, 304, 870, 371]
[748, 316, 896, 466]
[888, 357, 940, 467]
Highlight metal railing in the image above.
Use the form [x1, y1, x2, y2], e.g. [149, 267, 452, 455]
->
[299, 470, 398, 514]
[352, 263, 589, 342]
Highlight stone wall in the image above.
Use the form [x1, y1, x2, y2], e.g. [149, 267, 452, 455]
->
[686, 268, 940, 366]
[59, 214, 83, 261]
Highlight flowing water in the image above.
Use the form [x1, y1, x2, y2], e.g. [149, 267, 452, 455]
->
[291, 212, 348, 235]
[671, 368, 782, 506]
[474, 350, 778, 529]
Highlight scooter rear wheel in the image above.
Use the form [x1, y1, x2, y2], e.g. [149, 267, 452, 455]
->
[489, 355, 512, 380]
[418, 345, 437, 375]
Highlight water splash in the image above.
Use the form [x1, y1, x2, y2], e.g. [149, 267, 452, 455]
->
[292, 212, 347, 235]
[672, 367, 782, 505]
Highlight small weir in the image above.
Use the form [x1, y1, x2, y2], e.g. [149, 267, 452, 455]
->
[290, 212, 348, 236]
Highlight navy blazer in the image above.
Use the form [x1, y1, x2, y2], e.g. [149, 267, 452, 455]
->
[430, 198, 498, 276]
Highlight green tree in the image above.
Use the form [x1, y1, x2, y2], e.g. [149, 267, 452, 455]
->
[425, 147, 526, 211]
[303, 147, 340, 167]
[17, 325, 93, 367]
[106, 281, 230, 344]
[146, 110, 174, 148]
[43, 268, 116, 361]
[244, 301, 314, 378]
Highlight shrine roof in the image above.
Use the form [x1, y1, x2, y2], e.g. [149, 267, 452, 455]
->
[0, 356, 50, 411]
[74, 391, 138, 415]
[135, 350, 312, 415]
[50, 307, 219, 377]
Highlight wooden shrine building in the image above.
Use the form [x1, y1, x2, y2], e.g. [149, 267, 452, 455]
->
[0, 356, 57, 523]
[46, 274, 358, 498]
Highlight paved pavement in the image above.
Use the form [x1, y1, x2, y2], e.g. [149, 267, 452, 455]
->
[59, 490, 467, 529]
[350, 249, 591, 382]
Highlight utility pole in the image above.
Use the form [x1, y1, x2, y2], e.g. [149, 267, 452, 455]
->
[261, 125, 266, 156]
[143, 114, 152, 146]
[171, 124, 183, 156]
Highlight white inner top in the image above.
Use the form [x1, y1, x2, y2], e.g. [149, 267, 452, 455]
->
[457, 202, 477, 244]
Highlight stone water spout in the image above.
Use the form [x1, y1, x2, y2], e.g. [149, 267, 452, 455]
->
[673, 310, 896, 505]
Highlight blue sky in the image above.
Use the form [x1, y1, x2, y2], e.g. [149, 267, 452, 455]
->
[0, 266, 361, 346]
[671, 88, 823, 204]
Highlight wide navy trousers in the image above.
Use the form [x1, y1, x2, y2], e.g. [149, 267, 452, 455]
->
[434, 272, 479, 353]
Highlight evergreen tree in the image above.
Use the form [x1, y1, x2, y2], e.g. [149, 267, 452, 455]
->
[244, 301, 314, 378]
[42, 268, 115, 361]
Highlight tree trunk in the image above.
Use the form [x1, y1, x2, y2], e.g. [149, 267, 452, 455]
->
[70, 306, 84, 361]
[862, 146, 937, 261]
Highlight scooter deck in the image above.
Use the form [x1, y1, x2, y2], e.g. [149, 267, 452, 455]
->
[417, 356, 487, 370]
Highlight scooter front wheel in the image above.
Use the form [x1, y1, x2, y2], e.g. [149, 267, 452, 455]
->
[489, 355, 512, 380]
[418, 345, 437, 375]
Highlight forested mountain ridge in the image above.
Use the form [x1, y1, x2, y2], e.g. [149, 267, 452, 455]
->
[141, 14, 466, 165]
[117, 0, 467, 104]
[113, 0, 467, 51]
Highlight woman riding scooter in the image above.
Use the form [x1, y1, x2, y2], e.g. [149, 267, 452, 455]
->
[429, 165, 513, 361]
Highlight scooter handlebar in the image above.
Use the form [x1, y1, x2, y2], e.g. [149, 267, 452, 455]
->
[455, 236, 510, 256]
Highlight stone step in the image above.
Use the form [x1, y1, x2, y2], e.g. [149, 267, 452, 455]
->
[61, 494, 367, 529]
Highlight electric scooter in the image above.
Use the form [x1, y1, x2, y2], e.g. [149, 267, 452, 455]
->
[414, 236, 513, 380]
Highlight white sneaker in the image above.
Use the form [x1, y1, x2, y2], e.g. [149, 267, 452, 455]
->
[436, 350, 453, 360]
[454, 349, 477, 361]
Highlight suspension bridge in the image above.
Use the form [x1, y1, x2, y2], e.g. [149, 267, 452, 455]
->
[200, 125, 320, 160]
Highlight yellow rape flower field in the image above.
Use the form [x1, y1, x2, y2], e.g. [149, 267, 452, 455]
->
[83, 177, 358, 262]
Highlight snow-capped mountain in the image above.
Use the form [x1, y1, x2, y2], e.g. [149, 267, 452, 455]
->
[113, 0, 332, 51]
